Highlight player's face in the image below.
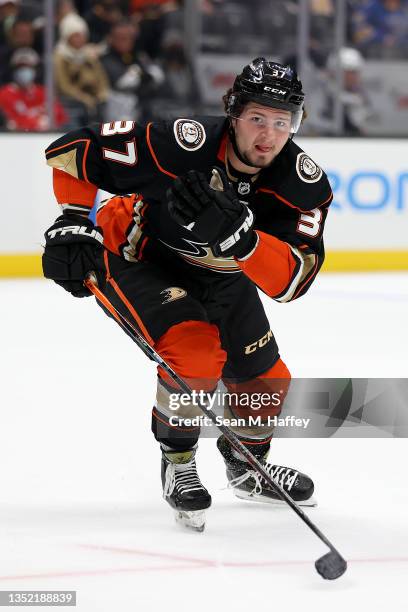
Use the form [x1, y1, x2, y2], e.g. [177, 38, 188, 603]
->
[233, 103, 292, 168]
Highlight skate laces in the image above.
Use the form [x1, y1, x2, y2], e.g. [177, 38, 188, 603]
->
[228, 463, 299, 496]
[163, 460, 205, 498]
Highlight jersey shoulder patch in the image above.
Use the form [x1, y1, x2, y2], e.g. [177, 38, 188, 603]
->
[267, 141, 332, 211]
[148, 116, 226, 177]
[173, 118, 206, 151]
[295, 151, 323, 183]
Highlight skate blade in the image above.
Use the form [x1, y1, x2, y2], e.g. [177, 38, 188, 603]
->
[233, 489, 317, 507]
[175, 509, 206, 532]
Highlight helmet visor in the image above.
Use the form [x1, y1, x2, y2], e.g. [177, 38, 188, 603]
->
[290, 109, 303, 133]
[230, 108, 304, 134]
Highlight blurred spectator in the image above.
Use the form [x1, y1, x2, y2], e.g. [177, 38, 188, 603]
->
[0, 0, 20, 47]
[100, 20, 164, 121]
[323, 47, 374, 135]
[0, 47, 67, 131]
[54, 12, 109, 127]
[43, 1, 77, 51]
[309, 0, 336, 68]
[283, 0, 336, 70]
[351, 0, 408, 58]
[0, 0, 43, 46]
[132, 1, 182, 60]
[149, 41, 199, 120]
[0, 17, 40, 83]
[83, 0, 124, 44]
[56, 0, 78, 23]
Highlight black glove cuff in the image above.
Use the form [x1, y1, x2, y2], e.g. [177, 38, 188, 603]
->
[234, 230, 258, 260]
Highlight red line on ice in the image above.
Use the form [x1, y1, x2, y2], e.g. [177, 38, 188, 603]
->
[1, 545, 408, 582]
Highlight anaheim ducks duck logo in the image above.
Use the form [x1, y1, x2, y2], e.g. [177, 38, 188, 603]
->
[161, 287, 187, 304]
[159, 238, 240, 273]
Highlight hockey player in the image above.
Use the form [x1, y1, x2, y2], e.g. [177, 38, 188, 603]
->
[42, 58, 332, 531]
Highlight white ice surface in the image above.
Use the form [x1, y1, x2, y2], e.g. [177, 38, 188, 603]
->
[0, 274, 407, 610]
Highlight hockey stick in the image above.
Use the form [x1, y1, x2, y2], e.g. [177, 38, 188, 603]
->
[84, 273, 347, 580]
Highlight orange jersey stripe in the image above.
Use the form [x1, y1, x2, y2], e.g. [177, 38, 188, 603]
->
[103, 250, 154, 346]
[257, 187, 333, 211]
[97, 194, 144, 257]
[138, 235, 149, 260]
[53, 169, 97, 207]
[146, 122, 177, 179]
[217, 132, 228, 163]
[107, 276, 154, 346]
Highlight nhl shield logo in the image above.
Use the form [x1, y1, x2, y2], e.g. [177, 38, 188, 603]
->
[161, 287, 187, 304]
[238, 181, 251, 195]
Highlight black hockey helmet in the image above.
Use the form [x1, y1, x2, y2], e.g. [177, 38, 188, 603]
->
[226, 57, 305, 133]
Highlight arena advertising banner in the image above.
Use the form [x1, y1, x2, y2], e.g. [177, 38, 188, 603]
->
[0, 133, 406, 275]
[298, 137, 408, 250]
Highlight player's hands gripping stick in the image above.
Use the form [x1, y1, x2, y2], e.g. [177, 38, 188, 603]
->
[167, 168, 257, 258]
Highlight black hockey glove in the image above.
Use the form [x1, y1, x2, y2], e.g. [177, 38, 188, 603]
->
[167, 168, 256, 258]
[42, 213, 105, 297]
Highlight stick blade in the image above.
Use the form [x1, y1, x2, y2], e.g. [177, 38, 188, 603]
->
[315, 551, 347, 580]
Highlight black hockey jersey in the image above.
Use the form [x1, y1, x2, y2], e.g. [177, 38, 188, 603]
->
[45, 116, 333, 301]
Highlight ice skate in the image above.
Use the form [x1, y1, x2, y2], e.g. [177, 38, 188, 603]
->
[217, 435, 316, 507]
[161, 445, 212, 532]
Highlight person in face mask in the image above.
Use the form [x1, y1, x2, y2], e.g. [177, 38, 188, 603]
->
[14, 62, 35, 86]
[0, 47, 67, 131]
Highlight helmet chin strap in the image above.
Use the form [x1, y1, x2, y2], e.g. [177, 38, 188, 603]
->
[227, 121, 262, 169]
